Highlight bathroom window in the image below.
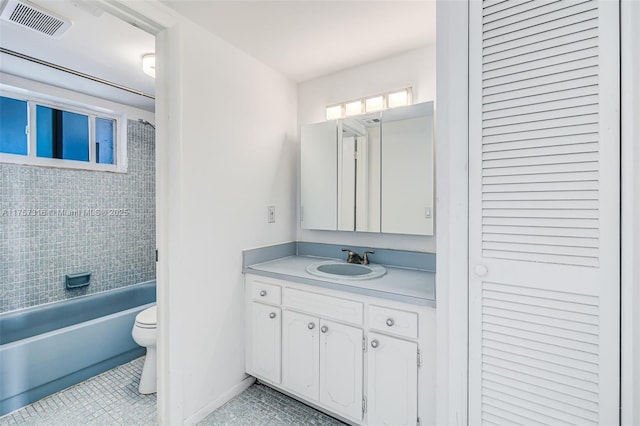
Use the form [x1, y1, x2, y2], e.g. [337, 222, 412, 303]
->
[95, 117, 115, 165]
[36, 106, 90, 162]
[0, 92, 126, 172]
[0, 96, 28, 155]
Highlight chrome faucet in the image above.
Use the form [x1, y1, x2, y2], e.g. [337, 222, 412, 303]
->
[363, 250, 375, 265]
[342, 249, 363, 264]
[341, 249, 375, 265]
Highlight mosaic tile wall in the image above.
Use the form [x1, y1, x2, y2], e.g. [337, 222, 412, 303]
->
[0, 120, 155, 313]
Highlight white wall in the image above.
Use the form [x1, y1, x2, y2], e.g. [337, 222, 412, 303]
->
[296, 46, 436, 252]
[157, 19, 297, 424]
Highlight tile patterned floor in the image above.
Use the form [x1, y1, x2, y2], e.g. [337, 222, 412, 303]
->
[0, 357, 344, 426]
[0, 357, 156, 426]
[198, 383, 345, 426]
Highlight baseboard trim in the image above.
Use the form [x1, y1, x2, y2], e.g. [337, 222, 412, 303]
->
[184, 375, 256, 425]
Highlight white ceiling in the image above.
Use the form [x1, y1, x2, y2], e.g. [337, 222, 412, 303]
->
[162, 1, 436, 82]
[0, 0, 156, 111]
[0, 1, 435, 112]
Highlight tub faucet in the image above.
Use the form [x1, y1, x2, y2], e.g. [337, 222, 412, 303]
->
[341, 248, 363, 264]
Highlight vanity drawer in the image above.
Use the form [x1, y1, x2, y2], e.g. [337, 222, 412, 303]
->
[251, 280, 282, 305]
[283, 288, 363, 326]
[368, 305, 418, 339]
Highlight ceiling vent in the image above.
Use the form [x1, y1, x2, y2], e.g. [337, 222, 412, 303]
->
[0, 0, 71, 38]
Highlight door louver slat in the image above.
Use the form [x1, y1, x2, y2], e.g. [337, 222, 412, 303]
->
[482, 170, 598, 183]
[482, 217, 598, 231]
[482, 161, 598, 176]
[483, 0, 522, 14]
[483, 142, 599, 160]
[483, 224, 598, 238]
[483, 179, 598, 190]
[482, 133, 598, 150]
[483, 190, 599, 201]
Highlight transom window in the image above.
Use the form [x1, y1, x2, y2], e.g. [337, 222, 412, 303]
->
[0, 90, 126, 172]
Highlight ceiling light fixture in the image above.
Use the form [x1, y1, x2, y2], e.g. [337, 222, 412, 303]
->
[142, 53, 155, 78]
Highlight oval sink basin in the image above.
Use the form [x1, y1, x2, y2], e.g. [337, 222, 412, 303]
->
[306, 260, 386, 280]
[317, 263, 372, 276]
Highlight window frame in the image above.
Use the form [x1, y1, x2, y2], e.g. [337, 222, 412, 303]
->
[0, 87, 127, 173]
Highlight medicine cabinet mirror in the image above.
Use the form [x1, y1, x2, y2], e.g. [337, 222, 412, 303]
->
[300, 101, 434, 236]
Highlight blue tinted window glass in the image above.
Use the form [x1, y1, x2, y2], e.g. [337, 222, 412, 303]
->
[0, 96, 28, 155]
[36, 105, 54, 158]
[62, 111, 88, 161]
[36, 106, 89, 162]
[95, 117, 115, 164]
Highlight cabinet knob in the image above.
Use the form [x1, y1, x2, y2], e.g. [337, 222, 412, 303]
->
[370, 339, 379, 348]
[320, 325, 328, 333]
[474, 265, 488, 277]
[259, 290, 267, 297]
[269, 312, 276, 319]
[386, 318, 394, 327]
[308, 322, 315, 330]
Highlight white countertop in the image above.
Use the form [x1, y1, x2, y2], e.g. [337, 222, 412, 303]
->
[244, 255, 435, 306]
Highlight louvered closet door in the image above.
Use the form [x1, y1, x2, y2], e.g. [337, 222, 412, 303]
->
[468, 1, 620, 425]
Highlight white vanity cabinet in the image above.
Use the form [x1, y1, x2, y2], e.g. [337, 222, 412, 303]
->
[318, 319, 364, 422]
[366, 332, 417, 425]
[281, 312, 364, 422]
[247, 302, 281, 384]
[246, 279, 282, 384]
[282, 310, 319, 401]
[245, 274, 435, 426]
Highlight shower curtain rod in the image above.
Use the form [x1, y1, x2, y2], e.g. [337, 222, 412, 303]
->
[0, 48, 155, 100]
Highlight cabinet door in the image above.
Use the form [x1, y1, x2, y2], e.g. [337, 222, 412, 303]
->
[301, 121, 338, 230]
[319, 319, 363, 422]
[381, 106, 434, 236]
[248, 302, 281, 384]
[282, 310, 319, 401]
[367, 332, 417, 426]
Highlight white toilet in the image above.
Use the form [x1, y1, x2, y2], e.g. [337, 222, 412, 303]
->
[131, 305, 157, 394]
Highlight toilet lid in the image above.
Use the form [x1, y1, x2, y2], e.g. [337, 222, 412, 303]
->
[135, 305, 156, 326]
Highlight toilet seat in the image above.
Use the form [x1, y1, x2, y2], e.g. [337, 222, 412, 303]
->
[135, 306, 156, 329]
